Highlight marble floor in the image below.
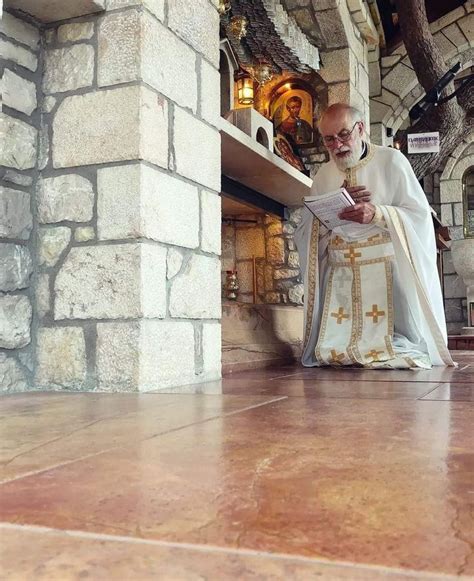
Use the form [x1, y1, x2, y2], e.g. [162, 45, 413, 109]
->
[1, 353, 473, 580]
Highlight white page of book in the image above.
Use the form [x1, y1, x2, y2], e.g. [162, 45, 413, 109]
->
[304, 188, 355, 230]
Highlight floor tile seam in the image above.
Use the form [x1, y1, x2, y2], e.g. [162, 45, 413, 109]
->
[0, 522, 464, 580]
[419, 398, 474, 403]
[222, 396, 288, 416]
[225, 394, 446, 401]
[268, 372, 310, 380]
[0, 397, 287, 487]
[416, 382, 445, 400]
[252, 394, 440, 401]
[279, 379, 449, 384]
[137, 396, 289, 440]
[0, 408, 157, 471]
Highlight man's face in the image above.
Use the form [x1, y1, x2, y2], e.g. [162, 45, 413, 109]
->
[320, 112, 364, 170]
[286, 101, 301, 119]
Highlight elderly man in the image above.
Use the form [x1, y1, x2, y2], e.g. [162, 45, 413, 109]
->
[294, 103, 453, 368]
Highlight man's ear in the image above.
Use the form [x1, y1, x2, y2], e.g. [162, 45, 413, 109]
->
[358, 121, 365, 137]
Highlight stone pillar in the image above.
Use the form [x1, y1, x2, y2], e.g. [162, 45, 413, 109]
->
[0, 11, 40, 392]
[451, 239, 474, 335]
[35, 0, 222, 392]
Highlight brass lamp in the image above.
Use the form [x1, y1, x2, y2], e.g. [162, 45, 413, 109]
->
[237, 73, 254, 105]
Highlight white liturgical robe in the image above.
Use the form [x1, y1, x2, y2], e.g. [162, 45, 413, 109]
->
[294, 143, 454, 368]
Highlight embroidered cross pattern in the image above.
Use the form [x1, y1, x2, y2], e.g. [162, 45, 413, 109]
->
[331, 307, 350, 324]
[344, 247, 362, 264]
[329, 349, 345, 364]
[332, 236, 344, 246]
[365, 349, 384, 362]
[365, 304, 385, 323]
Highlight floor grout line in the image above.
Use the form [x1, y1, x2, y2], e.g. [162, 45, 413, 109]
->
[0, 522, 465, 580]
[223, 396, 288, 415]
[0, 396, 287, 487]
[416, 382, 444, 400]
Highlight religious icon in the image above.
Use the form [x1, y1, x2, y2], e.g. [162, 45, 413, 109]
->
[271, 89, 314, 146]
[273, 134, 306, 172]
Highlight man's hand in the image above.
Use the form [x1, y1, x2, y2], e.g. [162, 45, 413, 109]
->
[339, 202, 376, 224]
[343, 182, 372, 203]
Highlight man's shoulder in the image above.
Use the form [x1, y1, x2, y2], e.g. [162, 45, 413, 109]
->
[372, 143, 405, 165]
[312, 158, 335, 183]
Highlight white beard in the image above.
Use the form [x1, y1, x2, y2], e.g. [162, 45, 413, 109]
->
[331, 139, 364, 171]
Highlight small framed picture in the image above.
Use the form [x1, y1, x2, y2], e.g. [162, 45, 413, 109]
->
[273, 134, 306, 172]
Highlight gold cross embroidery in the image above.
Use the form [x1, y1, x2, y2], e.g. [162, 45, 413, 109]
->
[368, 234, 381, 242]
[344, 247, 362, 264]
[331, 307, 350, 324]
[366, 349, 384, 362]
[332, 235, 344, 246]
[365, 304, 385, 323]
[329, 349, 345, 364]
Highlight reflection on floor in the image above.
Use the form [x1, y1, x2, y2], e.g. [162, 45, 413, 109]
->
[1, 352, 473, 580]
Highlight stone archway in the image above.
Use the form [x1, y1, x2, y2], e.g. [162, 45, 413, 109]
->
[440, 133, 474, 239]
[436, 132, 474, 332]
[369, 5, 473, 142]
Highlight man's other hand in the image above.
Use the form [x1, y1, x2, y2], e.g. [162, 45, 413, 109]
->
[339, 202, 376, 224]
[344, 183, 372, 203]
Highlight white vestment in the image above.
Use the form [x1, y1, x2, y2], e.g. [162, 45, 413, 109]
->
[294, 143, 454, 368]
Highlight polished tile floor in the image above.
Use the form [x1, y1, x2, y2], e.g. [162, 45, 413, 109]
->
[1, 353, 473, 580]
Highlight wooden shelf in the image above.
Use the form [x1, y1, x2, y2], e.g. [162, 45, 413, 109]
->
[219, 117, 312, 208]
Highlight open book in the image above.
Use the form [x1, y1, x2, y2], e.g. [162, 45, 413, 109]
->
[304, 187, 355, 230]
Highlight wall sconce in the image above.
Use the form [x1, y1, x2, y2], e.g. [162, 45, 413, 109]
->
[237, 73, 254, 105]
[227, 15, 248, 40]
[250, 63, 273, 86]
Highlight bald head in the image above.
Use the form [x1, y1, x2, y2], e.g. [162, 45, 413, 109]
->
[319, 104, 364, 130]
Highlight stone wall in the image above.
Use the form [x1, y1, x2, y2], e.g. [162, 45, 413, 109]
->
[35, 0, 221, 392]
[431, 134, 474, 333]
[1, 0, 222, 393]
[222, 208, 303, 306]
[282, 0, 377, 125]
[0, 12, 40, 392]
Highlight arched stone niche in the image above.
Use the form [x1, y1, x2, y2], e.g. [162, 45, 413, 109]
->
[440, 134, 474, 240]
[438, 134, 473, 332]
[254, 74, 328, 174]
[463, 167, 474, 238]
[219, 39, 239, 118]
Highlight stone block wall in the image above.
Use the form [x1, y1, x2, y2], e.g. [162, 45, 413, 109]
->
[34, 1, 221, 392]
[0, 12, 40, 392]
[370, 3, 473, 140]
[326, 1, 373, 125]
[1, 0, 222, 393]
[429, 136, 474, 333]
[283, 0, 375, 125]
[221, 208, 303, 306]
